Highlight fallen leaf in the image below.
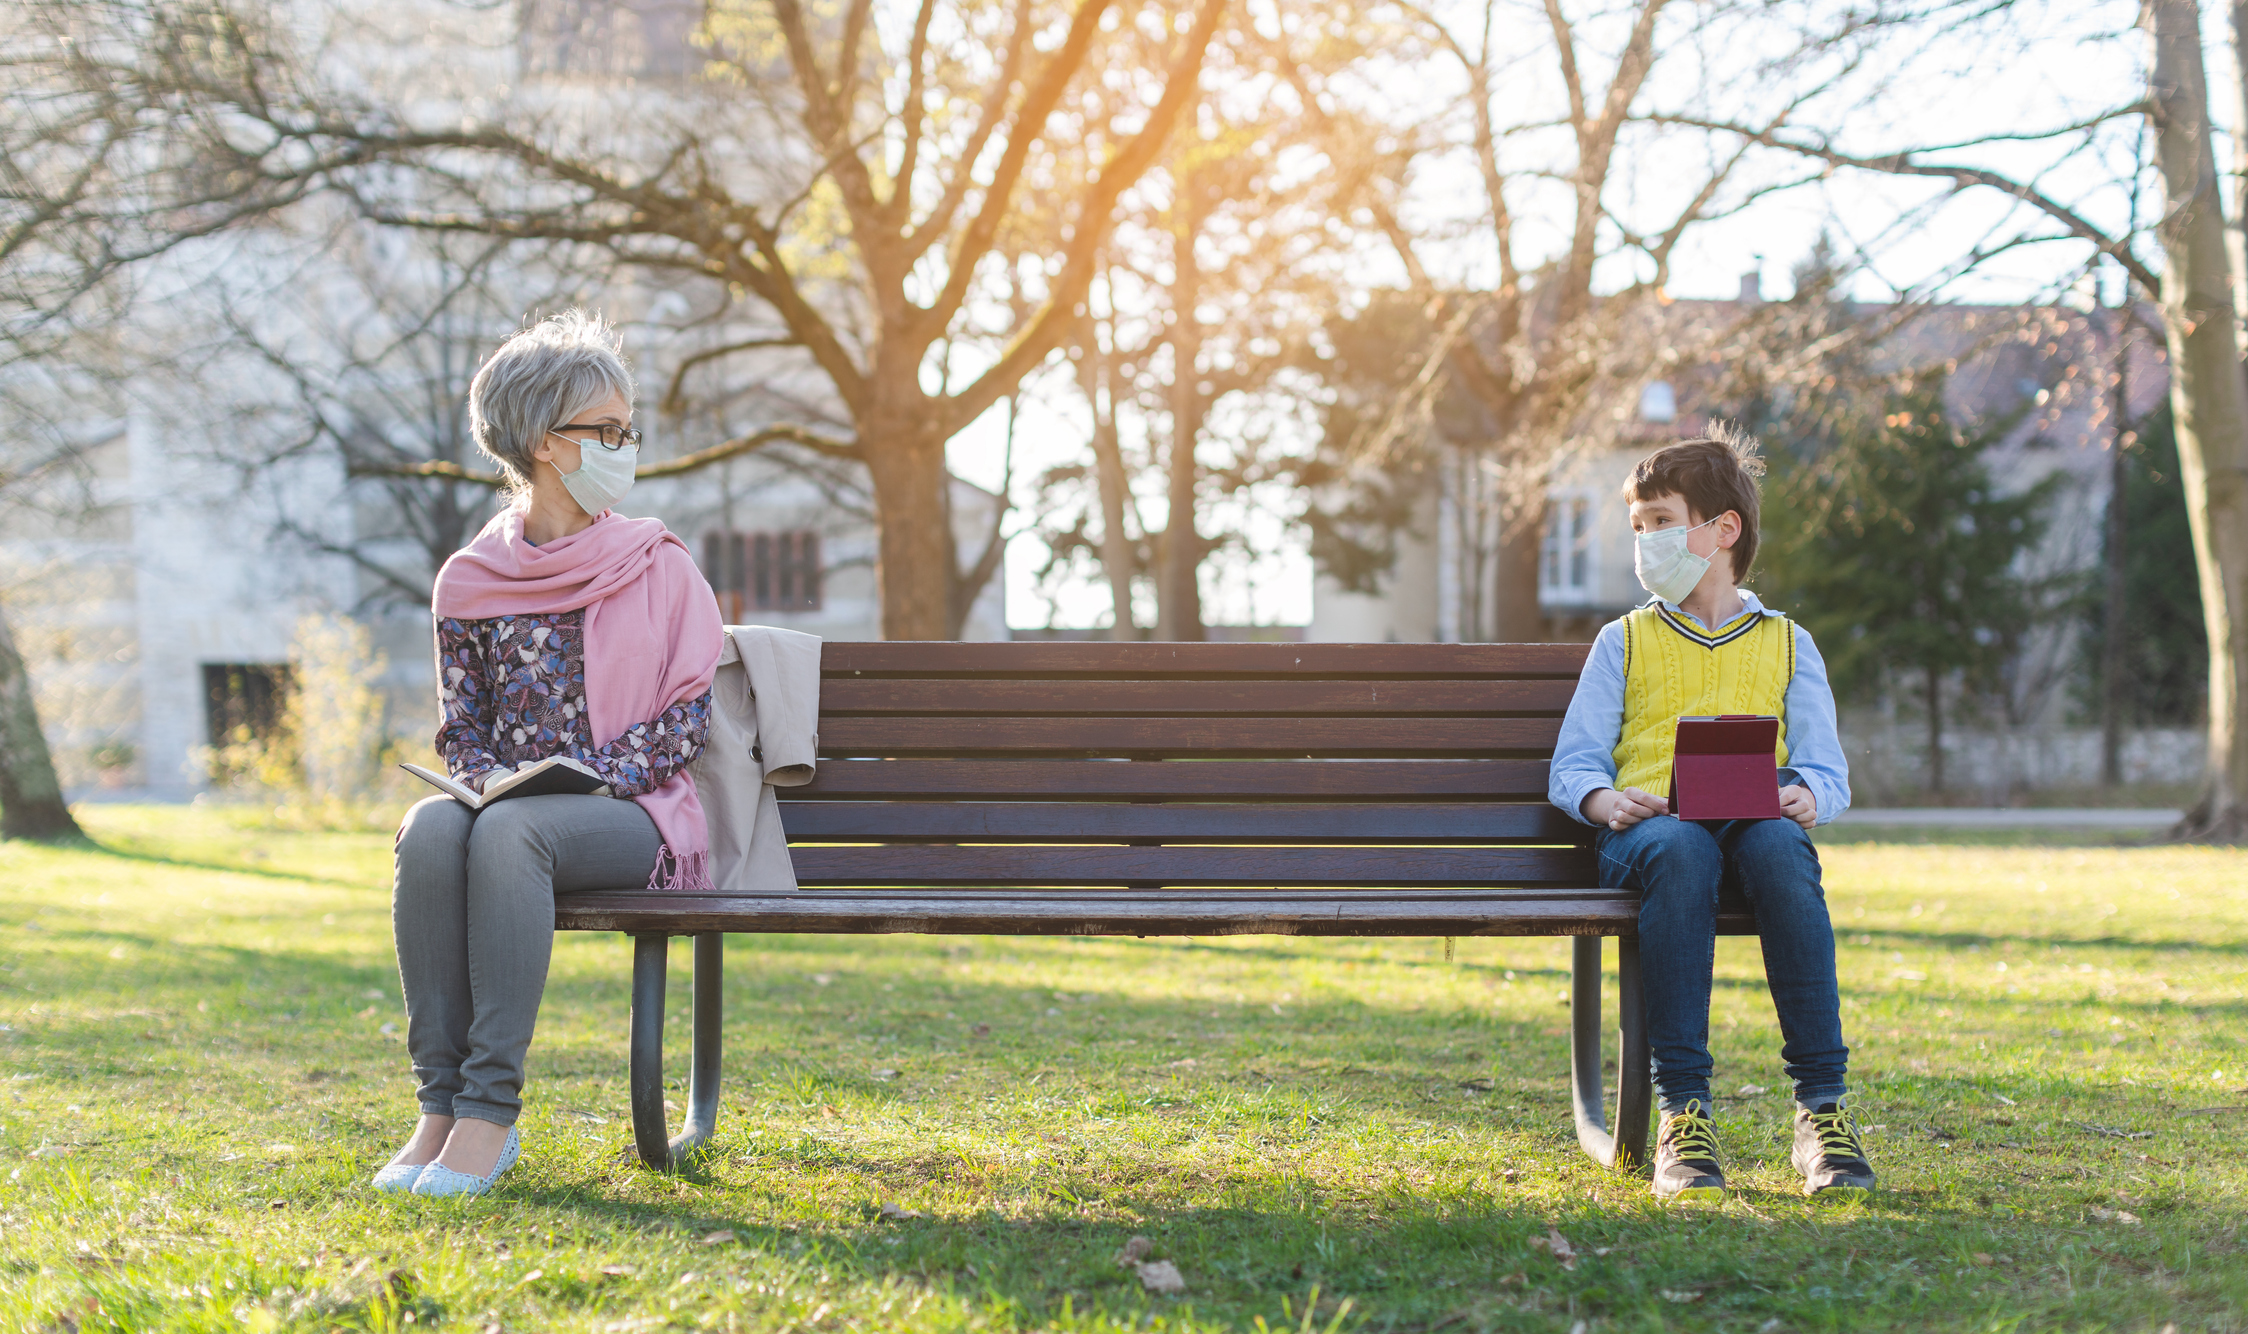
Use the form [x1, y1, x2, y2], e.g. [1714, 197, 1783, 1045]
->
[970, 1024, 991, 1039]
[812, 973, 833, 987]
[1530, 1228, 1577, 1271]
[1660, 1290, 1701, 1303]
[1459, 1078, 1495, 1092]
[1971, 1252, 1994, 1266]
[1737, 1083, 1768, 1096]
[566, 1109, 609, 1125]
[378, 1023, 399, 1036]
[1116, 1235, 1154, 1265]
[700, 1231, 735, 1246]
[1992, 1093, 2018, 1106]
[1167, 1058, 1198, 1069]
[1135, 1260, 1186, 1294]
[878, 1203, 926, 1220]
[356, 1006, 378, 1019]
[599, 1265, 636, 1278]
[820, 1105, 840, 1119]
[872, 1068, 901, 1081]
[514, 1268, 545, 1287]
[2088, 1206, 2141, 1224]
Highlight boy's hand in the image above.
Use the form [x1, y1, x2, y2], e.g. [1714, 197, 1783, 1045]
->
[1778, 784, 1818, 829]
[1584, 787, 1670, 831]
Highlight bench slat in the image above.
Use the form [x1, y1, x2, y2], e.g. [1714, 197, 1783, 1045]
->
[821, 641, 1592, 678]
[818, 715, 1562, 758]
[779, 801, 1585, 844]
[557, 890, 1631, 935]
[819, 677, 1577, 716]
[789, 845, 1594, 887]
[791, 759, 1553, 801]
[553, 890, 1762, 938]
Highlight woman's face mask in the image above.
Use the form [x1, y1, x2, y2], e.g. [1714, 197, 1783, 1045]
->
[549, 429, 638, 517]
[1633, 512, 1722, 603]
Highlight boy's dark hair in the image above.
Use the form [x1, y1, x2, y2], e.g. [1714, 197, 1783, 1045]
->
[1621, 421, 1767, 580]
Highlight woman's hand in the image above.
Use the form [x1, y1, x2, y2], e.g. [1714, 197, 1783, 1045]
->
[1583, 786, 1670, 832]
[1779, 784, 1818, 829]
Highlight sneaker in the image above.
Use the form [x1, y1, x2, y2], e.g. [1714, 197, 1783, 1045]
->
[1651, 1100, 1726, 1200]
[1792, 1101, 1875, 1198]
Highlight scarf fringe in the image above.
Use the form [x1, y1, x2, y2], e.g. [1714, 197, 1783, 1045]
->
[644, 845, 714, 895]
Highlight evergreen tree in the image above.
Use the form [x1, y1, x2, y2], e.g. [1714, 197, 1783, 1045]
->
[1758, 375, 2065, 792]
[2077, 405, 2210, 727]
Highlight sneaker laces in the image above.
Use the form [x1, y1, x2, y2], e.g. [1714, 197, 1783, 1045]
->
[1806, 1105, 1864, 1162]
[1660, 1101, 1720, 1164]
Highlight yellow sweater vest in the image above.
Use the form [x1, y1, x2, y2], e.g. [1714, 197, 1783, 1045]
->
[1611, 603, 1796, 798]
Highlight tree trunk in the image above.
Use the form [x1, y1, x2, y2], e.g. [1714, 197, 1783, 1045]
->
[0, 601, 84, 842]
[1156, 200, 1207, 643]
[1926, 663, 1945, 796]
[2100, 304, 2132, 787]
[2231, 1, 2248, 331]
[1077, 339, 1140, 641]
[861, 420, 958, 641]
[1492, 503, 1546, 642]
[2147, 0, 2248, 840]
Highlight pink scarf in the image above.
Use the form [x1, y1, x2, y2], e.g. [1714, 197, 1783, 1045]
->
[432, 507, 724, 893]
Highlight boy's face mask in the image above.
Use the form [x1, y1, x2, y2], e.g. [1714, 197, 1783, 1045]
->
[1633, 513, 1722, 603]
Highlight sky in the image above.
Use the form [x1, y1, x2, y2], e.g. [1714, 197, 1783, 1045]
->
[933, 0, 2197, 632]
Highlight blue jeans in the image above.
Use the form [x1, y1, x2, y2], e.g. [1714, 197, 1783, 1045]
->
[1595, 816, 1848, 1113]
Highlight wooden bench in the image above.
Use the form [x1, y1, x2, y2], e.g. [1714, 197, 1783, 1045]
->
[556, 642, 1762, 1173]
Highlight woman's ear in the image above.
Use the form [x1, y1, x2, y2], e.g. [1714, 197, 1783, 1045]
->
[529, 432, 556, 466]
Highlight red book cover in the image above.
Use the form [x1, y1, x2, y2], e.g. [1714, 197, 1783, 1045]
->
[1667, 715, 1784, 820]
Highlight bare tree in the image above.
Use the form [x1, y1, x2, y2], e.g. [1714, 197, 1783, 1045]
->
[1654, 0, 2245, 838]
[1292, 0, 1879, 641]
[15, 0, 1230, 640]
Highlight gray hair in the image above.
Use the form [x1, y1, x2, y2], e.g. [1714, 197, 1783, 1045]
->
[468, 309, 637, 492]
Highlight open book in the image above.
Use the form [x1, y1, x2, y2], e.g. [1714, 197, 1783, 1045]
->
[399, 756, 612, 809]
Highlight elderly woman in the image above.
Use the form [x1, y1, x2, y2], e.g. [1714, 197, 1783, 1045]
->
[375, 310, 723, 1198]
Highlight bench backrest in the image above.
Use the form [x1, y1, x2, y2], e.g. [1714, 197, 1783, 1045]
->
[781, 642, 1598, 891]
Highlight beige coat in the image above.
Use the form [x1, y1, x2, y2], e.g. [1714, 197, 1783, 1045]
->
[688, 625, 822, 895]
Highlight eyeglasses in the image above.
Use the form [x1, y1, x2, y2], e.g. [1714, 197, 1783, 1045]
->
[549, 423, 643, 451]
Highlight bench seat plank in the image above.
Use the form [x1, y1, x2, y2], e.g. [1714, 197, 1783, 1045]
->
[778, 801, 1586, 843]
[820, 677, 1579, 715]
[555, 888, 1757, 937]
[817, 715, 1563, 757]
[794, 759, 1553, 800]
[788, 844, 1595, 887]
[821, 641, 1593, 677]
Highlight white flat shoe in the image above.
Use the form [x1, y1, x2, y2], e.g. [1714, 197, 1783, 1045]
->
[410, 1124, 520, 1198]
[370, 1159, 428, 1193]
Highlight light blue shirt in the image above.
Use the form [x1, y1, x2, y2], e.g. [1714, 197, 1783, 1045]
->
[1547, 590, 1852, 828]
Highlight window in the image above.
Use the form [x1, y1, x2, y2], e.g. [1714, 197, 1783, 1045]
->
[519, 0, 701, 79]
[1639, 380, 1677, 423]
[202, 663, 291, 747]
[1540, 496, 1595, 603]
[703, 530, 822, 619]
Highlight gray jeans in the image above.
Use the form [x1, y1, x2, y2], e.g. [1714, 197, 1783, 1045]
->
[392, 793, 660, 1126]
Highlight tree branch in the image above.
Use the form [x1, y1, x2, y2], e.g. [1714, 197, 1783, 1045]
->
[1645, 113, 2164, 296]
[942, 0, 1231, 432]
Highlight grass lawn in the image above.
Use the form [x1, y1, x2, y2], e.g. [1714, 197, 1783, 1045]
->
[3, 806, 2244, 1333]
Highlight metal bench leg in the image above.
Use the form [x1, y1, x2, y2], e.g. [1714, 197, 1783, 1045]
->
[1570, 934, 1652, 1170]
[1615, 935, 1651, 1168]
[1569, 935, 1615, 1165]
[628, 932, 725, 1172]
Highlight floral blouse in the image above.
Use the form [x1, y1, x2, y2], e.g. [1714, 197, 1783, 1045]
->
[434, 610, 712, 799]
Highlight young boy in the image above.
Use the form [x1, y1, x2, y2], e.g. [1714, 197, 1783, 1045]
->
[1548, 428, 1874, 1201]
